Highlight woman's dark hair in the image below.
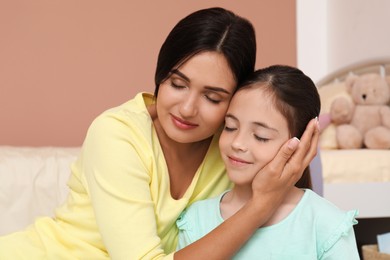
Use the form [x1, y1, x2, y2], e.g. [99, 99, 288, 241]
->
[154, 7, 256, 97]
[238, 65, 321, 189]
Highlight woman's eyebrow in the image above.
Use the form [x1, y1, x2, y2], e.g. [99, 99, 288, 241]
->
[205, 86, 231, 95]
[171, 69, 189, 81]
[171, 69, 231, 95]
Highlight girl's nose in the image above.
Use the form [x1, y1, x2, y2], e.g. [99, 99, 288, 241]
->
[231, 132, 248, 152]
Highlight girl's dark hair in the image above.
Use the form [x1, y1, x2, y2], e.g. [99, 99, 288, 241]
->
[154, 7, 256, 97]
[238, 65, 321, 189]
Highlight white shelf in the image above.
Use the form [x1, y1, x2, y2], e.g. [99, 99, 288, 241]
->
[324, 182, 390, 219]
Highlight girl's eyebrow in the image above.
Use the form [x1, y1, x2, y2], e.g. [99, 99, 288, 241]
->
[226, 113, 278, 132]
[225, 114, 238, 121]
[171, 69, 231, 95]
[253, 122, 278, 132]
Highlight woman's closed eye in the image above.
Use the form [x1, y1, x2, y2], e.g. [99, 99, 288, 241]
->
[205, 94, 222, 104]
[170, 82, 187, 90]
[170, 81, 224, 104]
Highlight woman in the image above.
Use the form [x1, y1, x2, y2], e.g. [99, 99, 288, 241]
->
[0, 7, 319, 259]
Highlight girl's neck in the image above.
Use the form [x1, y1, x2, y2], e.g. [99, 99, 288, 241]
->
[263, 187, 304, 227]
[220, 186, 304, 227]
[220, 185, 252, 220]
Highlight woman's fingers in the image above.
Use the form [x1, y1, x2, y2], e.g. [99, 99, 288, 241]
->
[265, 137, 300, 179]
[304, 119, 320, 164]
[288, 117, 320, 173]
[281, 118, 319, 187]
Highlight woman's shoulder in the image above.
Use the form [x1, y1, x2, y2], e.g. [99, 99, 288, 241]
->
[98, 92, 153, 120]
[81, 92, 156, 154]
[89, 92, 153, 134]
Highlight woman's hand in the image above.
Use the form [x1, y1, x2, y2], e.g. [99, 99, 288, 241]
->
[251, 117, 320, 218]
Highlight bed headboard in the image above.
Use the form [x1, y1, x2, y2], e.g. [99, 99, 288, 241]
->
[316, 58, 390, 87]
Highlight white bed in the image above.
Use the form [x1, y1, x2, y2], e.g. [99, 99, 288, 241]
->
[317, 58, 390, 219]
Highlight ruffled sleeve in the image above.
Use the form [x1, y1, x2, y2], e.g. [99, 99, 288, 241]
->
[176, 209, 196, 250]
[176, 193, 225, 251]
[319, 210, 360, 259]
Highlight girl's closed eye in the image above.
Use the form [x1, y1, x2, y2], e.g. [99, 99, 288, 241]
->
[254, 134, 270, 143]
[223, 116, 238, 132]
[223, 125, 236, 132]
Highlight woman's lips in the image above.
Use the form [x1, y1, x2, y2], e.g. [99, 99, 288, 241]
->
[171, 114, 198, 130]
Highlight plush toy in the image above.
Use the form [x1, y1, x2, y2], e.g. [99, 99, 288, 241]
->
[329, 73, 390, 149]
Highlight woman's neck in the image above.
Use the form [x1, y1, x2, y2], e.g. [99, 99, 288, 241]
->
[148, 103, 213, 199]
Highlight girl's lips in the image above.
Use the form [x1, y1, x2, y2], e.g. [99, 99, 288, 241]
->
[228, 156, 250, 165]
[171, 114, 198, 130]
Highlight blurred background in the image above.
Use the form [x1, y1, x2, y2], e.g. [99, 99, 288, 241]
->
[1, 0, 389, 146]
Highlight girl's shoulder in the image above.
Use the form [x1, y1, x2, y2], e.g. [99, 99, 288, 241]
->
[302, 189, 358, 254]
[179, 192, 225, 221]
[301, 189, 358, 229]
[304, 189, 358, 222]
[177, 192, 226, 232]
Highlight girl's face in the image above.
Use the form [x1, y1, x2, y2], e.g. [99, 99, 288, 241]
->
[219, 86, 290, 187]
[156, 51, 236, 143]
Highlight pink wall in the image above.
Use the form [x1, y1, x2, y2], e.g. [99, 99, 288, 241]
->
[0, 1, 296, 146]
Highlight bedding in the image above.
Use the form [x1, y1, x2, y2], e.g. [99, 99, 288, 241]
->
[0, 146, 80, 235]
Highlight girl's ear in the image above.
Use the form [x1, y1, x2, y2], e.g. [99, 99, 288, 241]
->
[318, 113, 331, 133]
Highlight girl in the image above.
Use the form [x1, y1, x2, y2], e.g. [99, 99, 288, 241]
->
[0, 9, 319, 259]
[177, 65, 359, 259]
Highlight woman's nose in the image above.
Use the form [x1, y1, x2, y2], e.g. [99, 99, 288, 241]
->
[179, 94, 198, 117]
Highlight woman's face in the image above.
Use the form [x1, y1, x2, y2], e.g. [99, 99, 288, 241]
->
[156, 51, 236, 143]
[219, 87, 290, 187]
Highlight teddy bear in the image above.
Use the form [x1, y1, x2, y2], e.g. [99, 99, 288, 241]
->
[329, 73, 390, 149]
